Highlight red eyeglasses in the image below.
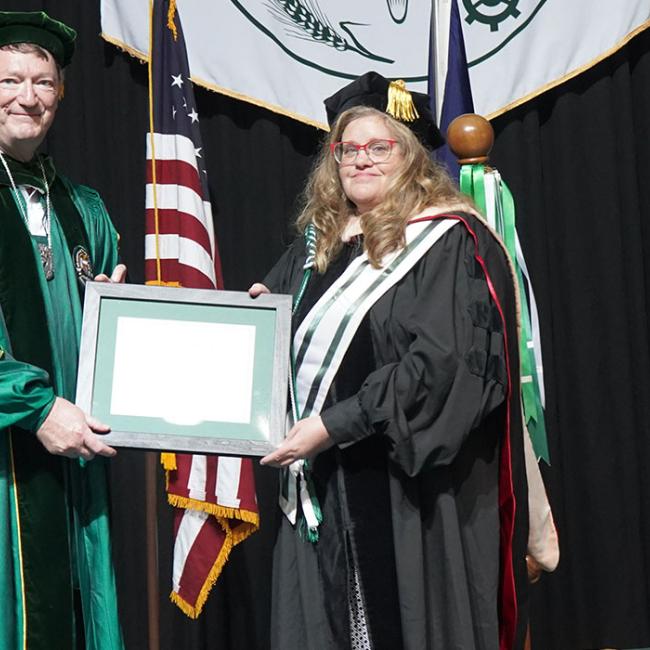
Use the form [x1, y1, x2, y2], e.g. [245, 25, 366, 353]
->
[330, 139, 398, 164]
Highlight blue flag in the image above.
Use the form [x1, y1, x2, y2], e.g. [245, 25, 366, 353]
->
[428, 0, 474, 177]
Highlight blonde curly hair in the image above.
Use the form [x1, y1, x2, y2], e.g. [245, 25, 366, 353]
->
[296, 106, 470, 270]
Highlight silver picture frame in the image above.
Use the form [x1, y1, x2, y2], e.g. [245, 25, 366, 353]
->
[76, 282, 291, 456]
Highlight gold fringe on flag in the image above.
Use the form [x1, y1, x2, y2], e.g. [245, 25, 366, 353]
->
[160, 452, 177, 471]
[146, 280, 182, 287]
[386, 80, 419, 123]
[169, 530, 233, 619]
[165, 492, 260, 618]
[166, 492, 260, 527]
[167, 0, 178, 40]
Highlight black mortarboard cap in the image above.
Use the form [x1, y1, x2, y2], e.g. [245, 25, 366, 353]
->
[324, 71, 444, 150]
[0, 11, 76, 67]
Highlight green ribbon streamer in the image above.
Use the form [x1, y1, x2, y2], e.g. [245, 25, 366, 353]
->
[286, 223, 323, 542]
[461, 164, 550, 463]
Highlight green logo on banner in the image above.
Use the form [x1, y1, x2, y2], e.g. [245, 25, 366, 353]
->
[229, 0, 428, 81]
[463, 0, 521, 32]
[463, 0, 548, 67]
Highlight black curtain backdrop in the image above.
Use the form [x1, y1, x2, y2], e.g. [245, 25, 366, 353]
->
[490, 30, 650, 650]
[6, 2, 650, 648]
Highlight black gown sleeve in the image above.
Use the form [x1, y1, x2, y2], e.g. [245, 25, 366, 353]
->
[320, 223, 509, 477]
[262, 237, 306, 294]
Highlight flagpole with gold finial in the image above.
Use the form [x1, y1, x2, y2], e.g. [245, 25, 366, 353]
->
[145, 3, 161, 650]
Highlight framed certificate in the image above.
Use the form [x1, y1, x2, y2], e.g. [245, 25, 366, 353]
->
[76, 282, 291, 456]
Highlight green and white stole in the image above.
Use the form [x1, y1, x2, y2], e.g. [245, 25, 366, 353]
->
[281, 216, 459, 538]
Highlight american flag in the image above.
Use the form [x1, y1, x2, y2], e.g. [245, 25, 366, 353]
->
[146, 0, 259, 618]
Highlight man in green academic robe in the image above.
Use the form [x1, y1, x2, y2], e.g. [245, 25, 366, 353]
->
[0, 11, 125, 650]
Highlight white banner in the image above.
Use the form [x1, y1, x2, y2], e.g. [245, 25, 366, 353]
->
[101, 1, 650, 126]
[100, 0, 432, 128]
[461, 0, 650, 117]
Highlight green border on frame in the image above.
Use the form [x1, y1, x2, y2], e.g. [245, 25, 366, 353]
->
[92, 297, 276, 442]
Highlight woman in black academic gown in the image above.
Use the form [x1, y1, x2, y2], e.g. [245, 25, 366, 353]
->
[250, 73, 529, 650]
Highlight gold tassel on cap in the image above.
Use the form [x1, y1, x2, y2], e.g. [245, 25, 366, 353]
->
[386, 79, 419, 123]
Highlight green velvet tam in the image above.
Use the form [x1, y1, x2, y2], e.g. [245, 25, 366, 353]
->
[0, 11, 76, 67]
